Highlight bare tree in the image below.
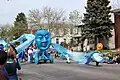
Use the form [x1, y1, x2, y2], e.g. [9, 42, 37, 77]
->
[69, 10, 82, 26]
[28, 9, 43, 29]
[0, 24, 13, 41]
[42, 6, 55, 31]
[28, 6, 68, 37]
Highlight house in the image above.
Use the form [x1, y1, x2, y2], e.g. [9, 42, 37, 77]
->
[28, 22, 115, 50]
[73, 24, 115, 50]
[112, 9, 120, 49]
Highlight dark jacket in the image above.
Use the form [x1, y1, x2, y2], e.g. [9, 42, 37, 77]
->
[5, 59, 21, 80]
[116, 57, 120, 63]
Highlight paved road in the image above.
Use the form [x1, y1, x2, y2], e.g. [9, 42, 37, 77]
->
[18, 60, 120, 80]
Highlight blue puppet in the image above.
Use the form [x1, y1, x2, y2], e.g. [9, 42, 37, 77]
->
[52, 43, 104, 66]
[85, 43, 104, 66]
[34, 30, 54, 64]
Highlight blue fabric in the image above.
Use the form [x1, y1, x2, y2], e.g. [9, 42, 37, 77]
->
[11, 34, 35, 59]
[85, 52, 95, 64]
[52, 43, 87, 64]
[18, 51, 27, 62]
[92, 52, 104, 62]
[34, 50, 53, 64]
[52, 43, 68, 56]
[0, 40, 7, 47]
[18, 52, 22, 61]
[52, 43, 104, 64]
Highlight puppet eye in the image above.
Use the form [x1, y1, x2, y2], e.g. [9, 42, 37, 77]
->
[45, 34, 49, 39]
[38, 36, 43, 39]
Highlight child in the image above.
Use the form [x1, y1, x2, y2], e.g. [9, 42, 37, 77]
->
[0, 50, 9, 80]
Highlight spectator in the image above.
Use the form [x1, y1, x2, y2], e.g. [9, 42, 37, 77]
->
[68, 45, 73, 51]
[32, 44, 37, 59]
[56, 38, 59, 44]
[63, 39, 68, 48]
[60, 42, 64, 47]
[21, 51, 27, 62]
[116, 57, 120, 64]
[112, 56, 117, 64]
[27, 46, 33, 63]
[116, 54, 120, 64]
[0, 50, 9, 80]
[5, 44, 21, 80]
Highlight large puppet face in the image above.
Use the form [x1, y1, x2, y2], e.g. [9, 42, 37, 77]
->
[35, 30, 51, 50]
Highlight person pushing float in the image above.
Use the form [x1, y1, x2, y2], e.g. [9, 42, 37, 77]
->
[85, 43, 104, 66]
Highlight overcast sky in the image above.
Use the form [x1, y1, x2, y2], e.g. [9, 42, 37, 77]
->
[0, 0, 116, 25]
[0, 0, 88, 24]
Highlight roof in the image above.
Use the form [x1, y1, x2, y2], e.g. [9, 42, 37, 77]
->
[112, 8, 120, 13]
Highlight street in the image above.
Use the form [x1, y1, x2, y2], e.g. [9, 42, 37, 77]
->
[18, 59, 120, 80]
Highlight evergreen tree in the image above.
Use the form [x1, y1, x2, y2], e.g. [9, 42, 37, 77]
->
[14, 12, 28, 39]
[82, 0, 113, 44]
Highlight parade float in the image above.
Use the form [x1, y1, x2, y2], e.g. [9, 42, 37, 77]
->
[0, 30, 104, 66]
[34, 30, 54, 64]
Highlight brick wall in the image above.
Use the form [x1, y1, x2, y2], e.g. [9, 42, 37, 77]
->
[114, 14, 120, 48]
